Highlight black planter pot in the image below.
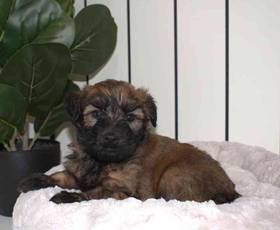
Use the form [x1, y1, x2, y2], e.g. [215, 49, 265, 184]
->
[0, 139, 60, 217]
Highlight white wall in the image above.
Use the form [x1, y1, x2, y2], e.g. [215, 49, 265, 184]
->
[130, 0, 175, 138]
[178, 0, 226, 142]
[230, 0, 280, 153]
[57, 0, 280, 157]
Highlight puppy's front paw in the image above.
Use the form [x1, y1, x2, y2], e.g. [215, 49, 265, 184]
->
[17, 173, 54, 193]
[50, 191, 85, 204]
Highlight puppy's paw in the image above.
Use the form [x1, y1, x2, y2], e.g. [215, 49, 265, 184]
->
[17, 173, 54, 193]
[50, 191, 85, 204]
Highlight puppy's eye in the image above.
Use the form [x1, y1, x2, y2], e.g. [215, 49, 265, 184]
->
[91, 110, 102, 119]
[126, 113, 135, 122]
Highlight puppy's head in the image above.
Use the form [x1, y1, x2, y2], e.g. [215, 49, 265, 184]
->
[65, 79, 157, 163]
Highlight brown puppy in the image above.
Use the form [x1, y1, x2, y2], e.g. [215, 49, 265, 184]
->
[18, 79, 240, 204]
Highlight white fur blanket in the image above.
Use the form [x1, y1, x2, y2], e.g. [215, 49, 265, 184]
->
[13, 142, 280, 230]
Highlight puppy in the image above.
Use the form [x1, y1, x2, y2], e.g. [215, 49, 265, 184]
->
[18, 79, 240, 204]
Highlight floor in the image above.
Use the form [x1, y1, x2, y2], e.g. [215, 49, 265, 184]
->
[0, 215, 13, 230]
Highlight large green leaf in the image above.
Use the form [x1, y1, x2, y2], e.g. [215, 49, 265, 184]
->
[0, 43, 72, 119]
[71, 4, 117, 75]
[0, 84, 27, 142]
[34, 80, 80, 136]
[0, 0, 75, 66]
[55, 0, 75, 17]
[0, 0, 15, 41]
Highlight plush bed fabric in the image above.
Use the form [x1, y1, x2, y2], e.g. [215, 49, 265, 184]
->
[13, 142, 280, 230]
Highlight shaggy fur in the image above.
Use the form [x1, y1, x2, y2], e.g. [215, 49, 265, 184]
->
[18, 80, 240, 204]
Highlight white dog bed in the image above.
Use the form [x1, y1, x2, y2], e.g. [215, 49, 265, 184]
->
[13, 142, 280, 230]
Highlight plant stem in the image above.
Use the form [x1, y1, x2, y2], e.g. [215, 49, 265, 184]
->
[28, 132, 40, 150]
[2, 142, 12, 151]
[0, 31, 4, 42]
[22, 114, 29, 150]
[9, 131, 17, 151]
[28, 110, 52, 150]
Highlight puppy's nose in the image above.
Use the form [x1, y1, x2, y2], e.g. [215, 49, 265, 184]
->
[102, 133, 119, 146]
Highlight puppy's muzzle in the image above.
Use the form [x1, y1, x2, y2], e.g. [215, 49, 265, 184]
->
[99, 132, 120, 148]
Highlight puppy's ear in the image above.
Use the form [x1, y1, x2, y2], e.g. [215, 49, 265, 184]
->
[64, 91, 82, 122]
[144, 94, 157, 127]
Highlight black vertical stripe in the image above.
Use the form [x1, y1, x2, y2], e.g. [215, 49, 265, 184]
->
[225, 0, 229, 141]
[174, 0, 178, 140]
[84, 0, 89, 85]
[127, 0, 132, 84]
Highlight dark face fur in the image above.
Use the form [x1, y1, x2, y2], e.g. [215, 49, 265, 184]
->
[65, 80, 157, 163]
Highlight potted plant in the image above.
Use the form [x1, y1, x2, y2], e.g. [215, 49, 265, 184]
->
[0, 0, 117, 216]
